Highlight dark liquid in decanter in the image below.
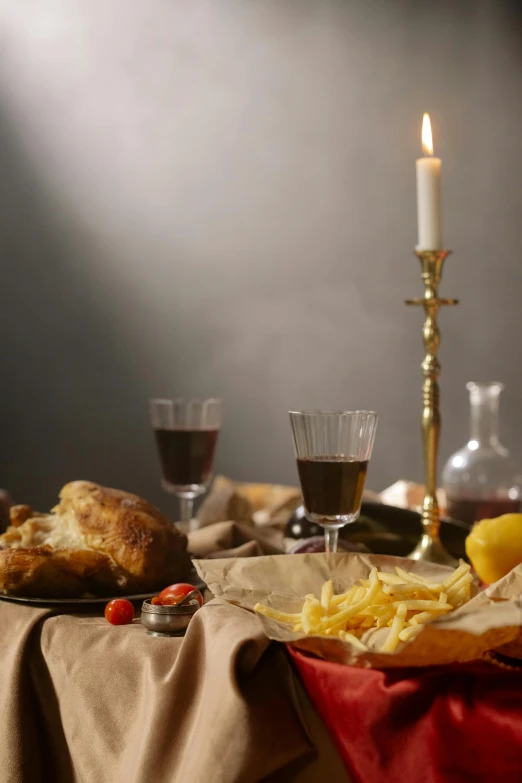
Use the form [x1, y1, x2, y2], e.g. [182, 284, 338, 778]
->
[446, 496, 521, 526]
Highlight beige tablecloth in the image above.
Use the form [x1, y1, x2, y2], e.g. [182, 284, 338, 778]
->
[0, 522, 350, 783]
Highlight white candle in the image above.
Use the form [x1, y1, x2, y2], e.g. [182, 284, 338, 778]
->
[416, 113, 442, 250]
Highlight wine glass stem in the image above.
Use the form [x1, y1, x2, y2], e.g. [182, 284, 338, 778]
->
[179, 496, 194, 528]
[324, 527, 339, 554]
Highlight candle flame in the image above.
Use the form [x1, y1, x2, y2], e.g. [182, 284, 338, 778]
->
[422, 113, 434, 156]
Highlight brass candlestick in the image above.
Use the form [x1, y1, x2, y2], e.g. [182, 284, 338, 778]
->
[405, 249, 458, 566]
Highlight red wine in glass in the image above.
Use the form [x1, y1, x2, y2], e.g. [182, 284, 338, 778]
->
[154, 428, 219, 489]
[297, 457, 368, 517]
[150, 398, 223, 530]
[289, 410, 378, 554]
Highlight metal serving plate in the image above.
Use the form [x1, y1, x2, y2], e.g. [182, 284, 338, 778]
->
[351, 502, 469, 560]
[0, 592, 158, 610]
[289, 501, 470, 561]
[0, 571, 206, 611]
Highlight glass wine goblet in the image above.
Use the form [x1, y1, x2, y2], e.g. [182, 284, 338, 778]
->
[150, 398, 222, 531]
[289, 410, 378, 554]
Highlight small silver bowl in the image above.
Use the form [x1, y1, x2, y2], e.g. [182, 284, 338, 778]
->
[141, 598, 200, 637]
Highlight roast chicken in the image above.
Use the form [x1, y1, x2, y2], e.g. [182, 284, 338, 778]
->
[0, 481, 192, 597]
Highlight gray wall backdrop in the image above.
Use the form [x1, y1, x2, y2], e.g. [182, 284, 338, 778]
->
[1, 0, 522, 513]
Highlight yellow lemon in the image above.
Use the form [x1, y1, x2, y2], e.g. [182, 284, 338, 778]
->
[465, 513, 522, 584]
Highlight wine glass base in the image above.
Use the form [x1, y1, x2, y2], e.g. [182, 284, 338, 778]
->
[407, 534, 458, 567]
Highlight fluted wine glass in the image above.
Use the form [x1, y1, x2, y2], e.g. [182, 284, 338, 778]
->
[150, 398, 222, 531]
[289, 410, 378, 553]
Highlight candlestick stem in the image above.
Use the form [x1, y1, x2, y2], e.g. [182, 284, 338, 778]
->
[405, 250, 458, 566]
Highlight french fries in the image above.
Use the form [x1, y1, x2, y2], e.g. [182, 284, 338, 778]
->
[254, 560, 473, 653]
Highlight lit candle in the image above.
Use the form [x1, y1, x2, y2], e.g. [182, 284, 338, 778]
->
[416, 113, 442, 250]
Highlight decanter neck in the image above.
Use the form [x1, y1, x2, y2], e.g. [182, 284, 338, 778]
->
[468, 382, 503, 448]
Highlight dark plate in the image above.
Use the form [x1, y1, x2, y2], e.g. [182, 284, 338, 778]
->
[287, 502, 470, 561]
[0, 591, 158, 611]
[0, 570, 206, 611]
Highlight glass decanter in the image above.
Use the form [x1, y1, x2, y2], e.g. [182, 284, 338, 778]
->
[442, 382, 521, 526]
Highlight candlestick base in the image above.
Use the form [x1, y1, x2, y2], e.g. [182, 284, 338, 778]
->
[408, 533, 457, 567]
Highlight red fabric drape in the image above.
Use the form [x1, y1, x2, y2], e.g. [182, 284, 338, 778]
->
[289, 647, 522, 783]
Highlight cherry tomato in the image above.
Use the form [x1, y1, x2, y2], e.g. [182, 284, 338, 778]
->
[151, 596, 162, 606]
[105, 598, 134, 625]
[158, 583, 203, 607]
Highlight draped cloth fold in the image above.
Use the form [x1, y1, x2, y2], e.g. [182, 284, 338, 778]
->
[1, 598, 313, 783]
[0, 603, 50, 782]
[188, 519, 285, 559]
[0, 522, 316, 783]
